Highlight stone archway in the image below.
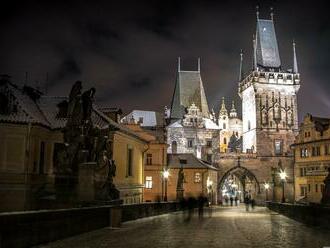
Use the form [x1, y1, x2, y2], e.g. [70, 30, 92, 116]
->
[218, 165, 261, 204]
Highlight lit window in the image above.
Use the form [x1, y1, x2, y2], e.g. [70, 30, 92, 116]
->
[194, 173, 201, 183]
[145, 176, 152, 189]
[274, 140, 283, 155]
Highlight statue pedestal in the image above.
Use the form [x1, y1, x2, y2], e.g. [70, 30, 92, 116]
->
[78, 162, 96, 202]
[176, 188, 184, 201]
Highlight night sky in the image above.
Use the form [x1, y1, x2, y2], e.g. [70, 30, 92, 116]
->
[1, 0, 329, 121]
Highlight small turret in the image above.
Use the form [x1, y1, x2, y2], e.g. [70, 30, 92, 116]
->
[230, 100, 237, 118]
[218, 97, 229, 130]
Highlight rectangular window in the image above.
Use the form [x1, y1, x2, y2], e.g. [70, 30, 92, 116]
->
[325, 145, 329, 155]
[206, 140, 212, 147]
[312, 147, 315, 156]
[194, 172, 201, 183]
[274, 140, 283, 155]
[300, 186, 305, 196]
[39, 141, 45, 174]
[308, 184, 311, 192]
[321, 184, 325, 193]
[187, 139, 193, 148]
[315, 184, 318, 193]
[145, 176, 152, 189]
[316, 146, 321, 156]
[146, 153, 152, 165]
[300, 168, 304, 177]
[127, 146, 133, 176]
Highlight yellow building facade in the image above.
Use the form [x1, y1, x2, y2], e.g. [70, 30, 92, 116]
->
[292, 114, 330, 203]
[0, 78, 148, 211]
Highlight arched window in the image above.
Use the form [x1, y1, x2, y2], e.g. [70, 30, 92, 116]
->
[172, 141, 177, 154]
[224, 137, 227, 144]
[223, 123, 226, 129]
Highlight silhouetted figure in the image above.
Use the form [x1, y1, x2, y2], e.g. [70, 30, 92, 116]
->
[224, 195, 229, 206]
[198, 194, 205, 219]
[230, 196, 233, 206]
[244, 195, 250, 212]
[251, 198, 256, 210]
[186, 197, 195, 222]
[234, 196, 238, 206]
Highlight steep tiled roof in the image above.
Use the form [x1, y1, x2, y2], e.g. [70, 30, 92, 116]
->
[256, 19, 281, 69]
[0, 83, 50, 126]
[167, 153, 217, 170]
[170, 70, 210, 120]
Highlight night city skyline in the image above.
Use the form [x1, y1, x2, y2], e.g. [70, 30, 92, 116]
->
[1, 0, 329, 119]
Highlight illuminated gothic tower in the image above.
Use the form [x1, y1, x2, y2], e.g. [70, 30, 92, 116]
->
[239, 10, 300, 156]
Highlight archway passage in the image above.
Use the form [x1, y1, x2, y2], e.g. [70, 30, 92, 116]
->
[218, 166, 260, 205]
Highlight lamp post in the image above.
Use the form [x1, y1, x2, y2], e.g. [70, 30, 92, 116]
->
[163, 169, 170, 202]
[264, 183, 270, 202]
[279, 170, 287, 203]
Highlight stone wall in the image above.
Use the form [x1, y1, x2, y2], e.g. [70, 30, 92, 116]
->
[267, 202, 330, 227]
[0, 202, 181, 248]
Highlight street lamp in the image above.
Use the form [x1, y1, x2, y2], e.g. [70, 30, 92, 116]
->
[279, 169, 287, 203]
[163, 169, 170, 202]
[264, 183, 270, 201]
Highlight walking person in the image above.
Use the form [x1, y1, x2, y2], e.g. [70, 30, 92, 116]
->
[244, 194, 250, 212]
[234, 196, 238, 206]
[230, 196, 233, 206]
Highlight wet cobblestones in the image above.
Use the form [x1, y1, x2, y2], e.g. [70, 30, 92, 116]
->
[38, 206, 330, 248]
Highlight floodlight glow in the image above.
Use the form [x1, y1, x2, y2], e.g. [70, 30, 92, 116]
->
[264, 183, 270, 190]
[163, 169, 170, 179]
[279, 170, 287, 180]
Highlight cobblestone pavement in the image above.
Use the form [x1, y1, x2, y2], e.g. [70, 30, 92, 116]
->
[38, 206, 330, 248]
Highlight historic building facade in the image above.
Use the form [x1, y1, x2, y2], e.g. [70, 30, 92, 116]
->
[218, 97, 243, 153]
[166, 58, 220, 163]
[291, 114, 330, 203]
[216, 11, 301, 203]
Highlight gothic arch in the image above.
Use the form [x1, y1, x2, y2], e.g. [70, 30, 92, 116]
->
[218, 165, 261, 194]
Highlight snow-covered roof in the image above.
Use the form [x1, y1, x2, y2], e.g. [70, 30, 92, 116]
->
[121, 110, 164, 127]
[203, 118, 220, 130]
[167, 120, 183, 128]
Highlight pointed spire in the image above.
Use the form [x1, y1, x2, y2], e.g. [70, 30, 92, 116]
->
[293, 40, 298, 73]
[230, 100, 237, 118]
[256, 5, 259, 20]
[198, 57, 201, 72]
[178, 57, 181, 72]
[270, 7, 274, 21]
[253, 35, 257, 70]
[219, 97, 228, 116]
[239, 49, 244, 81]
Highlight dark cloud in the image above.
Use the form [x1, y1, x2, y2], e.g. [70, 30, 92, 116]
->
[0, 0, 329, 120]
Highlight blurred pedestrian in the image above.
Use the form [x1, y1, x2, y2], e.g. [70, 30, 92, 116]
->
[244, 195, 250, 212]
[234, 196, 238, 206]
[230, 196, 233, 206]
[198, 194, 205, 219]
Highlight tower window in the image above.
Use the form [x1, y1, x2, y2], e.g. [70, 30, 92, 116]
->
[274, 140, 283, 155]
[224, 137, 227, 144]
[223, 123, 226, 129]
[187, 139, 193, 148]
